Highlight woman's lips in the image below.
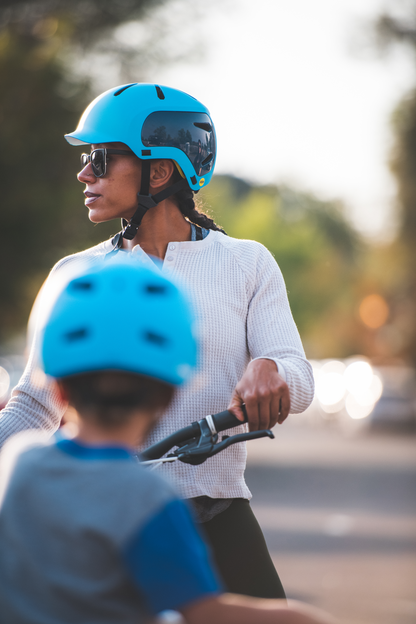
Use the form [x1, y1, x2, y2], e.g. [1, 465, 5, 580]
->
[84, 191, 101, 205]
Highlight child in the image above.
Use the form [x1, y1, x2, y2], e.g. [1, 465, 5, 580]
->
[0, 259, 335, 624]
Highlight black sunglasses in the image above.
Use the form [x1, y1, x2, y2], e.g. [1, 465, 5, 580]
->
[80, 148, 132, 177]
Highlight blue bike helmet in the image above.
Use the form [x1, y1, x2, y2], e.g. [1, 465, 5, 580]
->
[65, 83, 217, 239]
[40, 258, 197, 386]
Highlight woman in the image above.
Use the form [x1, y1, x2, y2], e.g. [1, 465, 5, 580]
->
[0, 83, 314, 599]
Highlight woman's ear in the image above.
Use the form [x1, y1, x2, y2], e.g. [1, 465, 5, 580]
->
[149, 159, 175, 190]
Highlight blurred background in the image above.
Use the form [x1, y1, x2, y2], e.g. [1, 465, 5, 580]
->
[0, 0, 415, 622]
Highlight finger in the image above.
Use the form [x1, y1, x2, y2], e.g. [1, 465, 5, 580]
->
[278, 387, 291, 424]
[258, 396, 271, 431]
[243, 396, 260, 431]
[270, 393, 282, 428]
[227, 392, 246, 422]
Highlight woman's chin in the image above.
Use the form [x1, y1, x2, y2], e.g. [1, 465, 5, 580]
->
[87, 208, 111, 224]
[88, 212, 103, 224]
[87, 204, 134, 225]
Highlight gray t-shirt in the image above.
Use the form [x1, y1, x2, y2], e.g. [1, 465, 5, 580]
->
[0, 432, 221, 623]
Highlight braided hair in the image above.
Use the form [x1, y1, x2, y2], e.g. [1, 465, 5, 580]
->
[171, 168, 226, 234]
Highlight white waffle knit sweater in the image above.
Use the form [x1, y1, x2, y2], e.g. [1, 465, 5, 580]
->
[0, 230, 314, 499]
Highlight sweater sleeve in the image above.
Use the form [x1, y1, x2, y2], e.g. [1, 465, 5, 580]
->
[0, 259, 77, 448]
[0, 345, 65, 451]
[246, 243, 315, 413]
[0, 245, 113, 449]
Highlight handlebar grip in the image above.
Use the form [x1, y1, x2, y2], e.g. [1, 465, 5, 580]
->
[211, 406, 247, 432]
[140, 422, 200, 461]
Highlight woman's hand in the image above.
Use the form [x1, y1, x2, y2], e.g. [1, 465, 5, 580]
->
[227, 359, 290, 431]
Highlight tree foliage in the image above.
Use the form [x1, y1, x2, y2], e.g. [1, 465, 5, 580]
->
[371, 3, 416, 364]
[0, 0, 167, 46]
[0, 0, 172, 343]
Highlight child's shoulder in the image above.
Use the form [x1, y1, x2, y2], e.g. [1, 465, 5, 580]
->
[0, 430, 53, 470]
[0, 431, 54, 498]
[0, 432, 182, 542]
[50, 434, 177, 502]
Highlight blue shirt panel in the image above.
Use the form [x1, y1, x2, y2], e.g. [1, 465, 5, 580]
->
[55, 434, 134, 461]
[122, 498, 222, 614]
[190, 223, 210, 241]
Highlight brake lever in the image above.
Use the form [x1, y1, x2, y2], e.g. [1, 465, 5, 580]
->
[176, 429, 274, 465]
[207, 429, 274, 457]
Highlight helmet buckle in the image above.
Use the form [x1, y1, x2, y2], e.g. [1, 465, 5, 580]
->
[122, 194, 158, 240]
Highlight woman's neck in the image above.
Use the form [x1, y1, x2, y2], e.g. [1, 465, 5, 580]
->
[122, 199, 191, 259]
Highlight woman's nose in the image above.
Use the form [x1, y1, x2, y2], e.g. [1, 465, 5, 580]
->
[77, 162, 96, 183]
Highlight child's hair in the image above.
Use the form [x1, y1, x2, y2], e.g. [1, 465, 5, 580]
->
[59, 371, 174, 428]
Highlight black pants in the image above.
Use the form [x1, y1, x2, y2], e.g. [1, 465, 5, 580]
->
[199, 498, 286, 599]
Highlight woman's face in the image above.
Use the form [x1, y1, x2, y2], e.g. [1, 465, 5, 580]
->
[77, 142, 142, 223]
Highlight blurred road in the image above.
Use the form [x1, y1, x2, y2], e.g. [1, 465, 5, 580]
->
[246, 418, 416, 624]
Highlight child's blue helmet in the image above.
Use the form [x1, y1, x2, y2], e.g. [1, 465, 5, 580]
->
[65, 83, 216, 240]
[40, 258, 197, 386]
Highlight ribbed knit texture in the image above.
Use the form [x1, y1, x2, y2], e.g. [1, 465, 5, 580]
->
[0, 231, 314, 499]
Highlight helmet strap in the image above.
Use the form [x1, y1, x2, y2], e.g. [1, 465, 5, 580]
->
[122, 160, 189, 240]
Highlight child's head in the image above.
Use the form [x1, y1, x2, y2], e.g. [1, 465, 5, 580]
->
[57, 371, 174, 432]
[38, 258, 197, 434]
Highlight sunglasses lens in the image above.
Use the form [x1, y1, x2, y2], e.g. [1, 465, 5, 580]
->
[90, 150, 105, 177]
[80, 153, 89, 168]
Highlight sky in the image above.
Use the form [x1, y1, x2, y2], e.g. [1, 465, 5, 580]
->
[149, 0, 415, 239]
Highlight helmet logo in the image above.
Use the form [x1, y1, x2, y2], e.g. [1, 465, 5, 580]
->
[199, 178, 205, 187]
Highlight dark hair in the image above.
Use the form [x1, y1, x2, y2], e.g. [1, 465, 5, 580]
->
[60, 371, 174, 428]
[170, 167, 226, 234]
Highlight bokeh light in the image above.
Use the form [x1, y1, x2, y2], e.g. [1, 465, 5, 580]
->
[315, 360, 347, 412]
[32, 17, 59, 39]
[344, 361, 374, 395]
[316, 372, 346, 411]
[359, 294, 389, 329]
[313, 358, 383, 421]
[345, 393, 375, 419]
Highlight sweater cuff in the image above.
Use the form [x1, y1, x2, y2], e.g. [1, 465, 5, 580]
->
[251, 357, 287, 382]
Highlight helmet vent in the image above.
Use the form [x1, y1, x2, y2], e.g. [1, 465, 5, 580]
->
[155, 85, 165, 100]
[114, 84, 137, 97]
[70, 280, 93, 291]
[194, 122, 212, 132]
[145, 284, 167, 294]
[64, 328, 89, 342]
[144, 331, 168, 347]
[201, 154, 213, 166]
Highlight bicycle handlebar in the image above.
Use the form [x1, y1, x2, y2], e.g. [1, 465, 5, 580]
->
[140, 422, 201, 462]
[211, 408, 247, 431]
[140, 409, 247, 461]
[140, 406, 274, 465]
